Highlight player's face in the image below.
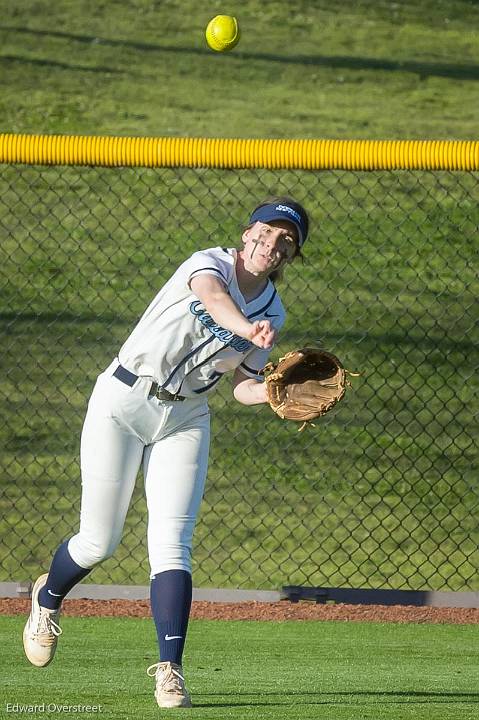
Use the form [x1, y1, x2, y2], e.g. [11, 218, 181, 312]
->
[242, 220, 298, 275]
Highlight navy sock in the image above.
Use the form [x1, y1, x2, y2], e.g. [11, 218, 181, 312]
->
[150, 570, 192, 665]
[38, 540, 91, 610]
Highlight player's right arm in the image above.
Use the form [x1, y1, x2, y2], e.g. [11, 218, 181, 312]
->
[189, 274, 276, 349]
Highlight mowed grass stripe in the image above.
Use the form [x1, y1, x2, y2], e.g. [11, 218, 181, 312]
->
[2, 615, 479, 720]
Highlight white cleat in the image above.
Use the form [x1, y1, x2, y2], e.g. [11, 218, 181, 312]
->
[23, 573, 62, 667]
[147, 661, 192, 708]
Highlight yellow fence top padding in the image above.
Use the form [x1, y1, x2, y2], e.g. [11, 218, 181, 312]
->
[0, 134, 478, 170]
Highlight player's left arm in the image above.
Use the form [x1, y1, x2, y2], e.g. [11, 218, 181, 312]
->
[232, 367, 268, 405]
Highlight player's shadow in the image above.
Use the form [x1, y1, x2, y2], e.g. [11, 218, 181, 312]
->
[3, 26, 479, 82]
[194, 689, 479, 708]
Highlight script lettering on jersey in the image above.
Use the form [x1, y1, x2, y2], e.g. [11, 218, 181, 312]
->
[189, 301, 252, 352]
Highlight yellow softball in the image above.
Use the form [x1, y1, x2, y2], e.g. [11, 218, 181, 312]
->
[205, 15, 240, 52]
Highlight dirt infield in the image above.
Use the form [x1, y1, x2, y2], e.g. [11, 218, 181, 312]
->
[2, 598, 479, 624]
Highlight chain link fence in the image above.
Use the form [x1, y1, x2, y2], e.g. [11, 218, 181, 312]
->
[0, 164, 477, 591]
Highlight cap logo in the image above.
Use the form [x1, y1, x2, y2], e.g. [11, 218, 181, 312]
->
[275, 204, 302, 224]
[249, 202, 307, 246]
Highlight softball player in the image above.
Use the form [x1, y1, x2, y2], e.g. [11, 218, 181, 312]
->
[23, 196, 309, 709]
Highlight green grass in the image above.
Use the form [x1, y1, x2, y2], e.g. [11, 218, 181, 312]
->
[0, 1, 478, 591]
[2, 615, 479, 719]
[0, 0, 478, 139]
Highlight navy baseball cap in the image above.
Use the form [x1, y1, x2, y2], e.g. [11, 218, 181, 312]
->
[249, 201, 309, 247]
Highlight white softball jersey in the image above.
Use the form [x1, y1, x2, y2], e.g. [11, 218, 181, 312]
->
[68, 247, 286, 577]
[118, 246, 286, 396]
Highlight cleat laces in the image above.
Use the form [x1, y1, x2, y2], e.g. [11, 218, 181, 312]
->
[147, 662, 186, 694]
[32, 608, 62, 645]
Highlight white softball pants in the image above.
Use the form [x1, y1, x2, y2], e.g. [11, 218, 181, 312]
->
[68, 360, 210, 578]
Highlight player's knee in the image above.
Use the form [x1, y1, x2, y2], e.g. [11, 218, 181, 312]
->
[68, 534, 119, 567]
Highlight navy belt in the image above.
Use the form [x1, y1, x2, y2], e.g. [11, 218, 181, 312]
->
[112, 364, 185, 402]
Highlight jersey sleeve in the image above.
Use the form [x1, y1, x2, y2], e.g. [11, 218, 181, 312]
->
[238, 348, 273, 380]
[186, 248, 232, 289]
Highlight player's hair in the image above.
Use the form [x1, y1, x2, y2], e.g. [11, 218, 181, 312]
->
[245, 195, 308, 283]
